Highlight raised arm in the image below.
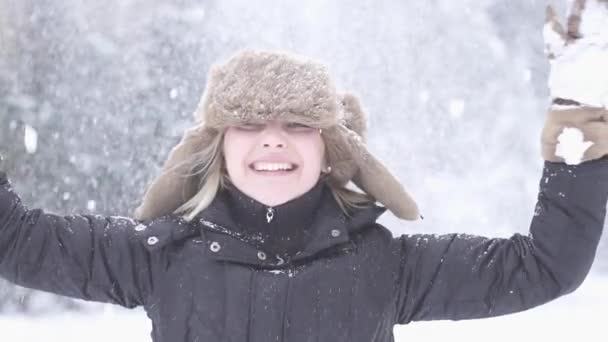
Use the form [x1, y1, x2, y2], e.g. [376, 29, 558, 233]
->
[395, 0, 608, 324]
[394, 157, 608, 323]
[0, 170, 155, 308]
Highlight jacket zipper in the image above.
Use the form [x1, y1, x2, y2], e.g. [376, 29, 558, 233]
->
[266, 207, 275, 223]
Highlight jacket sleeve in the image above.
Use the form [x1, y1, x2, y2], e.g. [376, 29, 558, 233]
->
[394, 156, 608, 324]
[0, 171, 153, 308]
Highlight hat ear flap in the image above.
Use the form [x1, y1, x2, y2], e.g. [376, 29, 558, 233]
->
[323, 94, 369, 186]
[351, 150, 421, 221]
[328, 94, 421, 221]
[134, 125, 217, 221]
[340, 93, 368, 140]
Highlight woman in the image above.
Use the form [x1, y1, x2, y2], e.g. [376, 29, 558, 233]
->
[1, 1, 607, 341]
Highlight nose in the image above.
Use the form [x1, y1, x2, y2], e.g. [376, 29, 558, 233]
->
[261, 136, 286, 149]
[263, 142, 284, 148]
[260, 126, 287, 149]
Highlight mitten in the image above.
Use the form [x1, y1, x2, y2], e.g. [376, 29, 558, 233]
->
[542, 104, 608, 164]
[541, 0, 608, 165]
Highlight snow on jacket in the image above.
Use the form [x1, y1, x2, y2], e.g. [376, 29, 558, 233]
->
[0, 157, 607, 342]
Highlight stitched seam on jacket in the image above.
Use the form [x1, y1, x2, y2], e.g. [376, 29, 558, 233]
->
[246, 269, 256, 342]
[281, 273, 292, 342]
[221, 263, 228, 342]
[315, 266, 321, 342]
[394, 236, 408, 324]
[346, 247, 358, 341]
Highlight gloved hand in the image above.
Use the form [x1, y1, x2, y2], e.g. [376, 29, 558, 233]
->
[541, 0, 608, 165]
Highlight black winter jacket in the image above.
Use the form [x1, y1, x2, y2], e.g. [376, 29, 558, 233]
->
[1, 157, 607, 342]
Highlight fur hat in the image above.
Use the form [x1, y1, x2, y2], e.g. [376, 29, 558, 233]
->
[134, 50, 421, 221]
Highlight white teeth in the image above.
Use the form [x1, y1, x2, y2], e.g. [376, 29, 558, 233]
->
[252, 162, 295, 171]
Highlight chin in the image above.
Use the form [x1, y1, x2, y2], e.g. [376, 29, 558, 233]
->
[261, 191, 299, 204]
[252, 188, 305, 206]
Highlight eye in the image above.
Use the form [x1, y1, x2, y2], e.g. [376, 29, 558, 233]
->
[235, 123, 264, 131]
[286, 122, 314, 131]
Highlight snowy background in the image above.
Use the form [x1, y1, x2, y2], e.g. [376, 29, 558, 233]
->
[0, 0, 606, 341]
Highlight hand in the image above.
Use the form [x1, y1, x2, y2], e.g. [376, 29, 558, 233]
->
[541, 0, 608, 165]
[544, 0, 608, 107]
[542, 106, 608, 165]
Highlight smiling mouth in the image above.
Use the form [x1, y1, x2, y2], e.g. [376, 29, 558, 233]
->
[249, 162, 299, 173]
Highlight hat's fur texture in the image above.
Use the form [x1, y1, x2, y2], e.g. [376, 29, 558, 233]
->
[135, 50, 421, 221]
[198, 51, 339, 129]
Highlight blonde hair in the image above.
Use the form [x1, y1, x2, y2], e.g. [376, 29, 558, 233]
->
[173, 131, 376, 222]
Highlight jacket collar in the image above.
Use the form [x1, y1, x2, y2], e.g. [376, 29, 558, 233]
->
[194, 180, 387, 267]
[201, 178, 325, 257]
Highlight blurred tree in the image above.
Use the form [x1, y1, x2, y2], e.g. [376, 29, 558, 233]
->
[0, 0, 218, 313]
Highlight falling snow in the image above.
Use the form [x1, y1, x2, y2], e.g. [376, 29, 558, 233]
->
[23, 124, 38, 154]
[87, 200, 96, 211]
[448, 99, 465, 119]
[545, 0, 608, 107]
[1, 0, 608, 341]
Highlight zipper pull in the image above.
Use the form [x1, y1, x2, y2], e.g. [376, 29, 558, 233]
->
[266, 207, 275, 223]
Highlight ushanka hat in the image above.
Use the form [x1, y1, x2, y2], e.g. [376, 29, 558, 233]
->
[134, 50, 421, 221]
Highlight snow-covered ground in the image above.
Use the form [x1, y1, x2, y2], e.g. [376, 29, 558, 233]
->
[396, 273, 608, 341]
[1, 274, 605, 342]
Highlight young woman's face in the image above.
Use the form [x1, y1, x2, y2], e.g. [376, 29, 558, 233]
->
[223, 120, 326, 206]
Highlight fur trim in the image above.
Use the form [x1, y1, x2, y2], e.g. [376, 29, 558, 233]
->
[196, 50, 339, 129]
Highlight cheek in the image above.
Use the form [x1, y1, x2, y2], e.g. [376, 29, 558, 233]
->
[223, 132, 249, 171]
[299, 136, 326, 171]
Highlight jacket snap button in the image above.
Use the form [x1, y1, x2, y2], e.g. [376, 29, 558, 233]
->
[331, 229, 341, 237]
[257, 251, 267, 260]
[134, 224, 147, 232]
[209, 241, 221, 252]
[147, 236, 159, 245]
